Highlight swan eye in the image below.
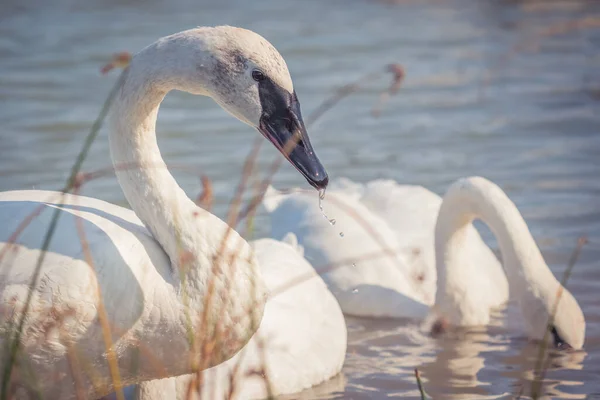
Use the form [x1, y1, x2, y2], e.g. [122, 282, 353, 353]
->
[252, 70, 266, 82]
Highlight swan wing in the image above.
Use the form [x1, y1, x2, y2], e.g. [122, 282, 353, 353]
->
[0, 190, 175, 398]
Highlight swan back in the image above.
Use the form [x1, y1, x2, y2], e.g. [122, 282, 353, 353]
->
[357, 180, 441, 304]
[435, 176, 585, 348]
[328, 177, 366, 201]
[262, 186, 429, 319]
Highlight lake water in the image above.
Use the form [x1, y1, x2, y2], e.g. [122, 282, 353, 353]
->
[1, 0, 600, 398]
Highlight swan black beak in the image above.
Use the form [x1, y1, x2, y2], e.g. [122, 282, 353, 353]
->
[258, 91, 328, 190]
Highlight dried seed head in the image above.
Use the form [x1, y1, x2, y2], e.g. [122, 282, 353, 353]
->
[100, 51, 132, 75]
[196, 175, 214, 211]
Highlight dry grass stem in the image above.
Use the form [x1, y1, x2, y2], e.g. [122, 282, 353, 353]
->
[372, 64, 405, 117]
[530, 236, 587, 399]
[196, 176, 214, 211]
[414, 368, 426, 400]
[305, 63, 405, 126]
[101, 52, 132, 75]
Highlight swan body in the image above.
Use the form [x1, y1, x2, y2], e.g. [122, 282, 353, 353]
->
[263, 176, 585, 348]
[0, 26, 328, 399]
[262, 178, 508, 320]
[130, 234, 347, 400]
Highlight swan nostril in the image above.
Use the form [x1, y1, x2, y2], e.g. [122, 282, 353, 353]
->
[283, 117, 293, 132]
[294, 134, 305, 149]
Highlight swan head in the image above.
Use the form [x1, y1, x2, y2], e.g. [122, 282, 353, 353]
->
[529, 285, 585, 350]
[149, 26, 328, 189]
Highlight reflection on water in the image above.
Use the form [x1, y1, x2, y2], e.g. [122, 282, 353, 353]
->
[421, 326, 510, 399]
[1, 0, 600, 397]
[501, 343, 588, 400]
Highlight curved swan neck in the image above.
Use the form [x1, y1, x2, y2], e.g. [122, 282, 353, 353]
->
[435, 177, 555, 293]
[108, 44, 222, 268]
[106, 39, 269, 379]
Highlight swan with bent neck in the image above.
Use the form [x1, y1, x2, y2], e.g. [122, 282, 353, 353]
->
[0, 26, 328, 399]
[263, 176, 585, 349]
[434, 176, 584, 349]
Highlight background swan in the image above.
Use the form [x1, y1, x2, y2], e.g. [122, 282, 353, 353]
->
[125, 234, 346, 400]
[263, 177, 585, 349]
[0, 26, 328, 399]
[434, 176, 585, 349]
[262, 177, 508, 319]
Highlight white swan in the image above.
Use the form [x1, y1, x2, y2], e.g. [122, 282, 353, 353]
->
[0, 26, 328, 399]
[262, 178, 507, 319]
[263, 177, 585, 349]
[125, 234, 346, 400]
[434, 176, 584, 349]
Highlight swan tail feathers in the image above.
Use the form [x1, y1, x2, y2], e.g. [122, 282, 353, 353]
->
[262, 184, 285, 213]
[281, 232, 304, 257]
